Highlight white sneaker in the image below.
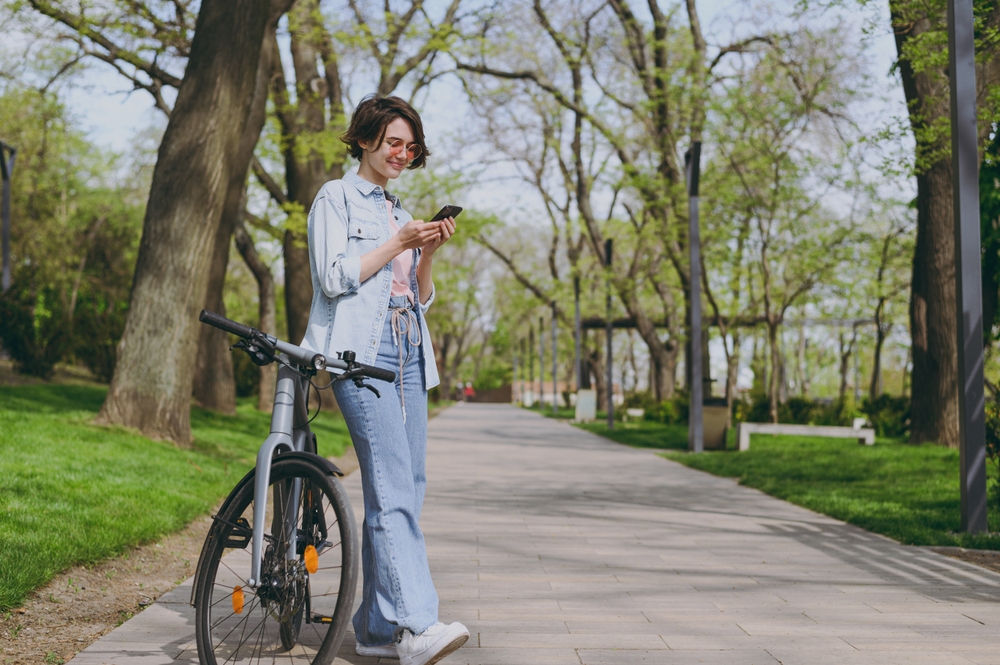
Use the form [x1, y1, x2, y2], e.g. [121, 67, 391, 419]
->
[396, 621, 470, 665]
[356, 641, 399, 659]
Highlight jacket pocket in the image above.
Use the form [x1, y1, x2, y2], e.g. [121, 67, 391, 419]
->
[348, 224, 379, 240]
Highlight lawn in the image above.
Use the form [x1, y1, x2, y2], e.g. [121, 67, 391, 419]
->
[662, 434, 1000, 550]
[574, 419, 690, 450]
[0, 384, 352, 610]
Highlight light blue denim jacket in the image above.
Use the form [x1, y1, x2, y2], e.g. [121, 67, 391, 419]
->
[300, 171, 440, 390]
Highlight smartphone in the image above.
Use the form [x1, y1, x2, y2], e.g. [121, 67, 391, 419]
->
[429, 205, 463, 222]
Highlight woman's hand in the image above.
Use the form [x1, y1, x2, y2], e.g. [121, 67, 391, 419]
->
[396, 219, 445, 251]
[421, 216, 456, 257]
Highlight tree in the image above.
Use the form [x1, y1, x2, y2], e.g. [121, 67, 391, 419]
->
[96, 0, 272, 444]
[890, 0, 1000, 446]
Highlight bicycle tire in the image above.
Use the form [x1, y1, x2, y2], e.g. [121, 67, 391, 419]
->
[194, 456, 358, 665]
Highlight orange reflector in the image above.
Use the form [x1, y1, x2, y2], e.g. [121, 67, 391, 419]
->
[304, 545, 318, 574]
[232, 585, 244, 614]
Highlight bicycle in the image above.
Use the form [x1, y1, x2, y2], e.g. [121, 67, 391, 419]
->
[191, 309, 395, 665]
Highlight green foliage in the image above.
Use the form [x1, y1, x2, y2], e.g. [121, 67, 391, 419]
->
[0, 83, 143, 381]
[0, 280, 70, 379]
[861, 394, 911, 439]
[663, 435, 1000, 549]
[232, 348, 260, 398]
[734, 392, 852, 426]
[0, 384, 352, 610]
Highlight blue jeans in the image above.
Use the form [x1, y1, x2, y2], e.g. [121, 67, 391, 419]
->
[334, 296, 438, 646]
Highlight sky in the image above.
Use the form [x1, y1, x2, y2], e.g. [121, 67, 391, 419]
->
[49, 0, 907, 170]
[9, 0, 912, 393]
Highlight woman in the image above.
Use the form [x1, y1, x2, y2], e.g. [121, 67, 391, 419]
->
[300, 95, 466, 665]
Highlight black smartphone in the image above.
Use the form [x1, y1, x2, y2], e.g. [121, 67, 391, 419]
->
[429, 205, 463, 222]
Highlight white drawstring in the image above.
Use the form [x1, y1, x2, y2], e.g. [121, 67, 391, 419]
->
[390, 307, 421, 423]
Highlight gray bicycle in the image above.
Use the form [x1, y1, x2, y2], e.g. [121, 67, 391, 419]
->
[191, 310, 393, 665]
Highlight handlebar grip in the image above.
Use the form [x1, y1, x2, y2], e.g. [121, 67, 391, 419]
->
[357, 363, 396, 383]
[199, 309, 253, 339]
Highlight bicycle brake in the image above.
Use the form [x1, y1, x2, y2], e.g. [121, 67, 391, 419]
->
[352, 376, 381, 398]
[231, 331, 277, 367]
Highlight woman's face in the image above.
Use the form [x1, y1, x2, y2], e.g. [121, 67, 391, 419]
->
[360, 117, 416, 183]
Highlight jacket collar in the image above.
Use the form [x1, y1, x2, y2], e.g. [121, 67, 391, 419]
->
[344, 170, 400, 208]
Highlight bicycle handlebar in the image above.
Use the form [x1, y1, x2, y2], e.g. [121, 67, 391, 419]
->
[199, 309, 396, 383]
[199, 309, 254, 340]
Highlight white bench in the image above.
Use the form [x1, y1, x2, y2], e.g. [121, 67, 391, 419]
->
[737, 423, 875, 451]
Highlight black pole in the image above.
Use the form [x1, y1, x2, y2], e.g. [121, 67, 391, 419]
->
[574, 276, 582, 391]
[1, 142, 16, 294]
[949, 0, 988, 532]
[687, 142, 703, 453]
[538, 316, 545, 410]
[605, 238, 614, 429]
[527, 332, 534, 407]
[551, 302, 558, 415]
[513, 343, 519, 405]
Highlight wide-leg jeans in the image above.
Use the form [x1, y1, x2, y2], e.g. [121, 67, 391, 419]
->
[333, 296, 438, 646]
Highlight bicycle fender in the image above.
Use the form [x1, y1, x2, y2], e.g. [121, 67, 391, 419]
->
[275, 450, 345, 477]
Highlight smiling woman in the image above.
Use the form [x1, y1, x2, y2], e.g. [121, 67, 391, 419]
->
[298, 94, 468, 664]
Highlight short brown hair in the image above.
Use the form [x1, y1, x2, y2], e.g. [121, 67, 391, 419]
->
[340, 95, 429, 169]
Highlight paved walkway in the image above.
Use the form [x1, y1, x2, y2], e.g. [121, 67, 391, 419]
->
[72, 404, 1000, 665]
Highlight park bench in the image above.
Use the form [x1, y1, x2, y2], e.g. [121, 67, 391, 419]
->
[736, 422, 876, 451]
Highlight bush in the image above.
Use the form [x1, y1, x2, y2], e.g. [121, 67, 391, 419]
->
[0, 281, 70, 379]
[643, 391, 689, 425]
[71, 291, 127, 383]
[734, 392, 851, 426]
[232, 347, 259, 397]
[861, 394, 910, 438]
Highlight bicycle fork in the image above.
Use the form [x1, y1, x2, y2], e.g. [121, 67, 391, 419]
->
[247, 359, 312, 587]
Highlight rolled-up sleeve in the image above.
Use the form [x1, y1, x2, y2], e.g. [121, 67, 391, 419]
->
[419, 283, 435, 314]
[309, 188, 360, 298]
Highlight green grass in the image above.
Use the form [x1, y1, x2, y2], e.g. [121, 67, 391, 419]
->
[575, 419, 690, 450]
[0, 384, 352, 610]
[660, 434, 1000, 550]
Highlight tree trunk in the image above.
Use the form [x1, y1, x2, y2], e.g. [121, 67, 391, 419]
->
[767, 321, 781, 424]
[908, 160, 959, 446]
[96, 0, 270, 444]
[191, 18, 281, 414]
[725, 330, 741, 428]
[234, 219, 277, 412]
[279, 1, 344, 343]
[893, 8, 959, 447]
[838, 330, 854, 404]
[192, 217, 237, 414]
[870, 301, 887, 401]
[589, 337, 606, 412]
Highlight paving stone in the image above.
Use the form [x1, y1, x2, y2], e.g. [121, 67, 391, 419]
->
[71, 403, 1000, 664]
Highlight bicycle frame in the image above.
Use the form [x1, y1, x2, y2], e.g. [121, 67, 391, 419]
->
[247, 356, 313, 587]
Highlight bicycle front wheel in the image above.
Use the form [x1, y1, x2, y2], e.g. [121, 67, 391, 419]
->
[194, 456, 358, 665]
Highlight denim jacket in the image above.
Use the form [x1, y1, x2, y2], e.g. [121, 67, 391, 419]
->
[300, 171, 440, 390]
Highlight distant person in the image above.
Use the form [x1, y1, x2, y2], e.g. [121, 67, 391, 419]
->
[463, 382, 475, 402]
[300, 94, 467, 665]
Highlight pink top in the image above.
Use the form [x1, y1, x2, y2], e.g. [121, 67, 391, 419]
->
[386, 200, 415, 303]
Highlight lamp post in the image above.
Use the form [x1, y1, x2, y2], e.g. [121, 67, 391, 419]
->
[538, 316, 545, 411]
[949, 0, 988, 532]
[605, 238, 614, 429]
[1, 142, 16, 293]
[686, 142, 704, 453]
[551, 302, 558, 415]
[574, 276, 582, 391]
[527, 332, 534, 407]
